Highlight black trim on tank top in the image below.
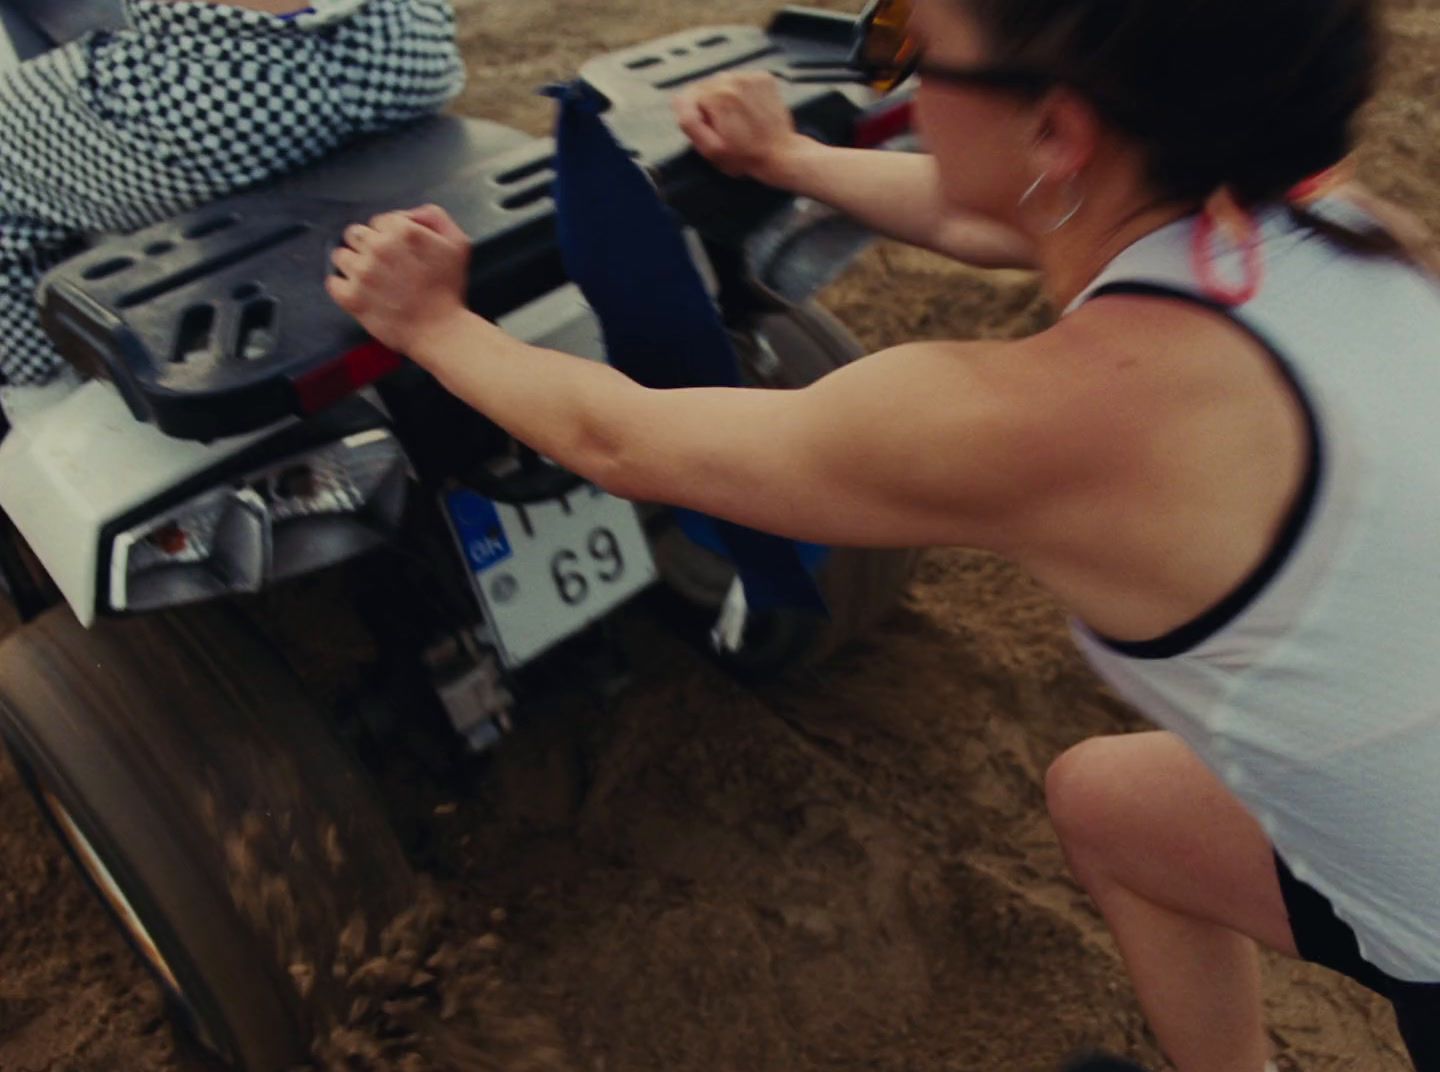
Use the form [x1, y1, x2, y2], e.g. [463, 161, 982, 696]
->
[1081, 281, 1325, 660]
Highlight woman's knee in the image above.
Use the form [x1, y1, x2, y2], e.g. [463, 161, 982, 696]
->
[1044, 732, 1189, 886]
[1045, 735, 1134, 865]
[1045, 733, 1291, 944]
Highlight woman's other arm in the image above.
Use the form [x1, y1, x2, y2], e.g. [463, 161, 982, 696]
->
[673, 72, 1036, 271]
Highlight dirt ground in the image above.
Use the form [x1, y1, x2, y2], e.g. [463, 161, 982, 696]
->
[2, 1, 1438, 1071]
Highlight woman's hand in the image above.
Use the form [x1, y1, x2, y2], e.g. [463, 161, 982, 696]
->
[326, 204, 472, 357]
[672, 71, 814, 187]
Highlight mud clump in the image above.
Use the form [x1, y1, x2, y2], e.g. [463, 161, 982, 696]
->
[309, 887, 571, 1072]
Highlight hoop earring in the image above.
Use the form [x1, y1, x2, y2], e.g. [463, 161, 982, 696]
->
[1018, 171, 1085, 234]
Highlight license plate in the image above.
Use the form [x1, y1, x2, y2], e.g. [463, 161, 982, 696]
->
[444, 484, 658, 669]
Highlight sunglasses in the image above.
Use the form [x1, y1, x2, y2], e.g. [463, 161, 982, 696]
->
[850, 0, 1052, 96]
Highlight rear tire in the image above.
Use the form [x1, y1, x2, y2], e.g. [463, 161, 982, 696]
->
[0, 604, 416, 1072]
[653, 301, 918, 677]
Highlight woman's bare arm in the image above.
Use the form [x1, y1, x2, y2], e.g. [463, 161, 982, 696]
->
[394, 311, 1070, 550]
[672, 72, 1036, 271]
[759, 141, 1037, 270]
[327, 213, 1070, 551]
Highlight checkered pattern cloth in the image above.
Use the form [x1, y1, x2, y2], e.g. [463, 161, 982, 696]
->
[0, 0, 463, 385]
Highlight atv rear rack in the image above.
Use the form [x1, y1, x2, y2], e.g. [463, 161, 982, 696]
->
[38, 9, 877, 441]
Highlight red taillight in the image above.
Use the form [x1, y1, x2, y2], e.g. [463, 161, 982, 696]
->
[852, 98, 914, 149]
[294, 340, 404, 414]
[146, 522, 189, 556]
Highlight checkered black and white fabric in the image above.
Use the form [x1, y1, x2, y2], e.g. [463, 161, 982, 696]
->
[0, 0, 464, 385]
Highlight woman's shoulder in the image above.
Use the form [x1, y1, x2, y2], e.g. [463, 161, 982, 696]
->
[1045, 286, 1273, 384]
[1002, 294, 1291, 467]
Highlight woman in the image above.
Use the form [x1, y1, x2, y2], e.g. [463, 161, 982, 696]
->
[327, 0, 1440, 1068]
[0, 0, 462, 388]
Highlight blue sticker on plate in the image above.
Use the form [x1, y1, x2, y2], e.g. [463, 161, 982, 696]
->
[446, 490, 512, 573]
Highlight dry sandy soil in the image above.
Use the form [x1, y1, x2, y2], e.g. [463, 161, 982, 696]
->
[2, 1, 1438, 1071]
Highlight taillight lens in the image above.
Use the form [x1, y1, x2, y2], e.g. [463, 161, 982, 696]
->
[109, 428, 409, 613]
[293, 341, 404, 415]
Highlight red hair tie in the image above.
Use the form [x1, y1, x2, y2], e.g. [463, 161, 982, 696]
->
[1191, 161, 1357, 307]
[1192, 187, 1263, 306]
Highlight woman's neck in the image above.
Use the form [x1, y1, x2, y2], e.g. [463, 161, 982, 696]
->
[1038, 193, 1196, 311]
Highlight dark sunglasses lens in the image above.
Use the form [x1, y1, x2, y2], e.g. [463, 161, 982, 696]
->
[856, 0, 917, 91]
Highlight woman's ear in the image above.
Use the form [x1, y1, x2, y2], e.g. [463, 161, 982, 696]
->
[1027, 87, 1102, 180]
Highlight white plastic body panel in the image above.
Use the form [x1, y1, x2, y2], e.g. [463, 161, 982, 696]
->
[0, 380, 277, 624]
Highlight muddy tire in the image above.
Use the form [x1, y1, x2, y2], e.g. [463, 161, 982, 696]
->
[653, 301, 918, 677]
[0, 604, 416, 1072]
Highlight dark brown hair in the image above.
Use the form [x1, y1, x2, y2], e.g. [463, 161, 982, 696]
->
[959, 0, 1382, 206]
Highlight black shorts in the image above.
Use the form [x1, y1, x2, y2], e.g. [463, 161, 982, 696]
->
[1276, 854, 1440, 1071]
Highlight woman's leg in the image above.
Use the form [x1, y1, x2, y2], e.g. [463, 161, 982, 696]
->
[1045, 731, 1298, 1072]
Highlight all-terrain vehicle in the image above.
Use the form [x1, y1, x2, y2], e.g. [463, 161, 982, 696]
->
[0, 2, 916, 1067]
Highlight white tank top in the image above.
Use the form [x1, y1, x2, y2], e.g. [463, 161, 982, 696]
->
[1067, 202, 1440, 982]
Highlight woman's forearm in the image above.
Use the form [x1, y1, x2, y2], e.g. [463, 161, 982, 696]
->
[766, 140, 1036, 269]
[410, 310, 647, 493]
